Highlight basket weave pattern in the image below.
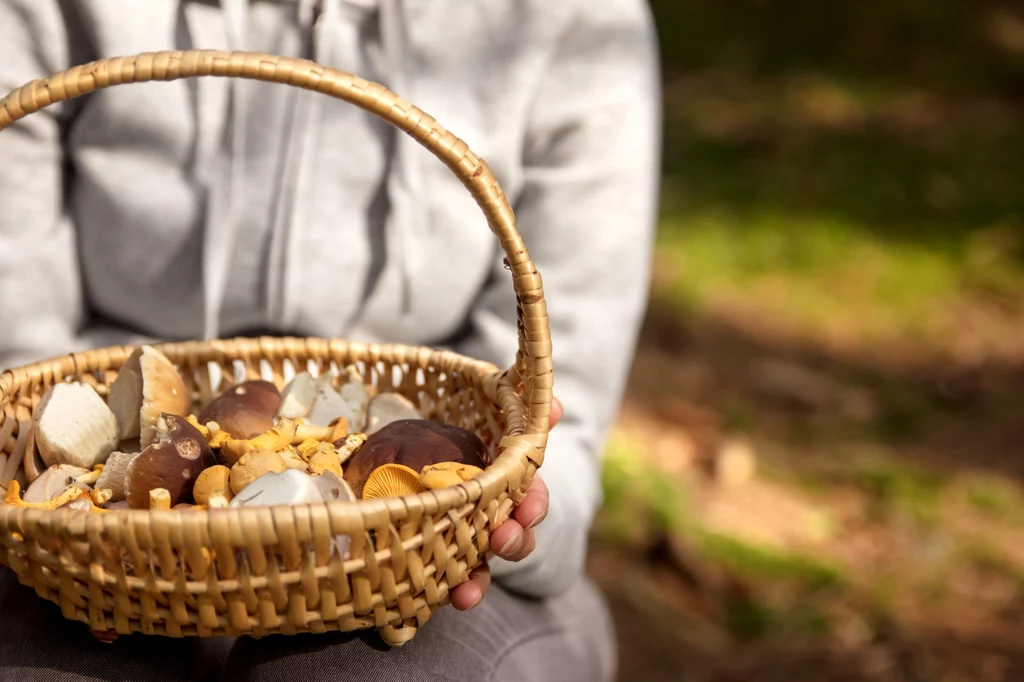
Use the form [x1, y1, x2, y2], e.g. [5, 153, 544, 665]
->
[0, 51, 552, 647]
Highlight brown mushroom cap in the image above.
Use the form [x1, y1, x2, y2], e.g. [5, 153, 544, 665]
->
[343, 419, 488, 497]
[197, 381, 281, 440]
[107, 346, 190, 447]
[125, 414, 216, 509]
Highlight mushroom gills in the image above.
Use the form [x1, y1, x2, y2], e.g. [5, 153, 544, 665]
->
[362, 464, 426, 500]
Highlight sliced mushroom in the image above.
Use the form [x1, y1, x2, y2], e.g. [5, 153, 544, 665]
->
[333, 432, 367, 467]
[307, 368, 368, 428]
[275, 372, 318, 420]
[229, 468, 325, 507]
[419, 462, 485, 490]
[192, 465, 234, 506]
[3, 480, 92, 510]
[343, 420, 488, 498]
[34, 382, 119, 470]
[230, 450, 287, 495]
[197, 380, 281, 440]
[124, 414, 216, 509]
[107, 346, 190, 447]
[23, 464, 90, 504]
[93, 452, 138, 502]
[362, 464, 425, 500]
[363, 393, 422, 435]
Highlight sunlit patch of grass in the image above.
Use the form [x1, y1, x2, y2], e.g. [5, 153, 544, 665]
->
[957, 473, 1024, 524]
[851, 457, 946, 524]
[695, 530, 846, 589]
[655, 209, 972, 349]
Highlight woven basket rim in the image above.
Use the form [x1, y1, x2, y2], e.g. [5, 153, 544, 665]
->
[0, 336, 533, 541]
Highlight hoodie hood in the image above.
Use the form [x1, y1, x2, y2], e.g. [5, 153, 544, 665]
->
[184, 0, 421, 341]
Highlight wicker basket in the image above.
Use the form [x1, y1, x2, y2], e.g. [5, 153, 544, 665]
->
[0, 50, 552, 647]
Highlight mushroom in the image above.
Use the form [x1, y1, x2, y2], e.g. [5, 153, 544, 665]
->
[3, 480, 91, 510]
[280, 448, 309, 472]
[34, 382, 119, 470]
[90, 488, 113, 507]
[229, 450, 286, 495]
[75, 466, 103, 487]
[363, 393, 422, 435]
[149, 488, 171, 510]
[308, 450, 342, 478]
[362, 464, 425, 500]
[93, 452, 138, 502]
[187, 417, 233, 449]
[192, 465, 234, 506]
[343, 419, 488, 498]
[275, 372, 318, 420]
[57, 492, 109, 514]
[197, 380, 281, 440]
[207, 491, 230, 509]
[229, 468, 326, 508]
[333, 432, 367, 467]
[307, 368, 368, 428]
[106, 346, 190, 447]
[419, 462, 485, 490]
[23, 465, 89, 504]
[124, 414, 216, 509]
[220, 419, 347, 466]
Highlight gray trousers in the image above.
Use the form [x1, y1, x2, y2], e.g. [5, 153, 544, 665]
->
[0, 567, 616, 682]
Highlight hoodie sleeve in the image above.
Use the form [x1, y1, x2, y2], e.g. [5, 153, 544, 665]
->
[0, 1, 89, 371]
[453, 0, 661, 598]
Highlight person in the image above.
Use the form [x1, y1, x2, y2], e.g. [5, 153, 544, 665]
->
[0, 0, 660, 680]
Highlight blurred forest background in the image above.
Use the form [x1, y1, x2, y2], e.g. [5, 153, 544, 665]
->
[589, 1, 1024, 680]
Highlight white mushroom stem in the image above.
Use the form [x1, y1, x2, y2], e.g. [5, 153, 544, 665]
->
[149, 488, 171, 510]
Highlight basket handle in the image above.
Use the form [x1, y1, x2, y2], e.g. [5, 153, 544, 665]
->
[0, 50, 552, 441]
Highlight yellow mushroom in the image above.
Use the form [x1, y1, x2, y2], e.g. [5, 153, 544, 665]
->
[74, 464, 104, 487]
[90, 488, 113, 507]
[230, 449, 287, 495]
[220, 419, 297, 466]
[187, 416, 233, 449]
[192, 465, 234, 506]
[419, 462, 485, 490]
[3, 480, 92, 510]
[150, 488, 171, 510]
[362, 464, 426, 500]
[308, 451, 342, 478]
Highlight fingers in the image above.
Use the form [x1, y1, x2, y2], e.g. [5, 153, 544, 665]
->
[550, 396, 563, 429]
[513, 476, 549, 531]
[450, 564, 492, 611]
[490, 518, 536, 563]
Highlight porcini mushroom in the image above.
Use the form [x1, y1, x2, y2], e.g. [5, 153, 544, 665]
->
[93, 452, 138, 502]
[419, 462, 485, 490]
[23, 464, 89, 504]
[229, 469, 327, 508]
[106, 346, 190, 448]
[124, 414, 216, 509]
[362, 464, 426, 500]
[363, 392, 422, 435]
[192, 465, 234, 506]
[275, 372, 318, 420]
[229, 450, 287, 495]
[307, 368, 369, 428]
[34, 382, 119, 470]
[149, 488, 171, 510]
[343, 420, 488, 498]
[197, 380, 281, 440]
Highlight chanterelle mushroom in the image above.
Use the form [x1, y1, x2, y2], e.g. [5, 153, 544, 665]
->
[419, 462, 485, 490]
[362, 464, 426, 500]
[343, 420, 488, 498]
[230, 450, 286, 495]
[124, 414, 216, 509]
[3, 480, 91, 510]
[106, 346, 190, 448]
[34, 382, 119, 470]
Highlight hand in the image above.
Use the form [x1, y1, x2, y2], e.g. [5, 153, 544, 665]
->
[449, 396, 563, 611]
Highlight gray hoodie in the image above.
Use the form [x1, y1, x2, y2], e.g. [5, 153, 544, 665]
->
[0, 0, 660, 598]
